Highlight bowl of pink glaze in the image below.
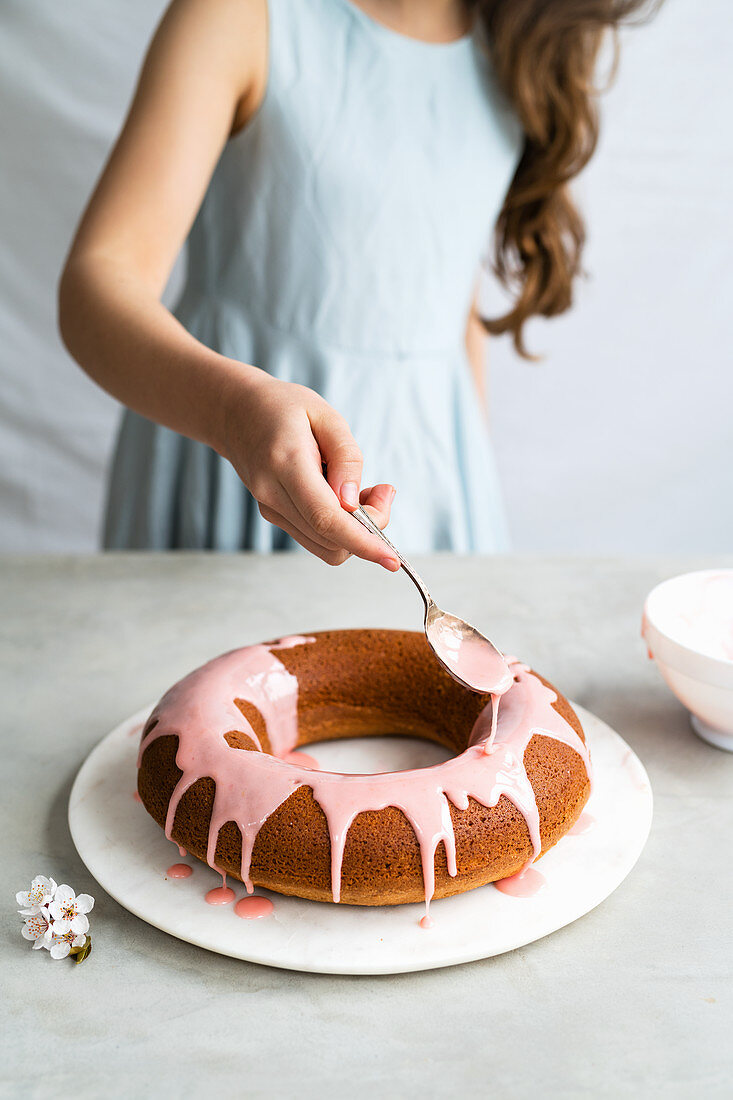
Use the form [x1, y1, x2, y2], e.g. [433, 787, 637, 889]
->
[642, 569, 733, 751]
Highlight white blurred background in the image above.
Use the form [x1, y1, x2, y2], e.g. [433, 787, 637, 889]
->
[0, 0, 731, 553]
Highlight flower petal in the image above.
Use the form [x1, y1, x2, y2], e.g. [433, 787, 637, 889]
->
[50, 916, 72, 936]
[75, 894, 94, 914]
[54, 885, 74, 906]
[69, 913, 89, 935]
[16, 891, 32, 907]
[49, 942, 71, 960]
[18, 906, 41, 917]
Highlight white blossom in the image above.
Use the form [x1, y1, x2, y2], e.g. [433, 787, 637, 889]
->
[44, 926, 87, 961]
[47, 884, 94, 936]
[21, 910, 51, 950]
[16, 875, 95, 961]
[16, 875, 57, 915]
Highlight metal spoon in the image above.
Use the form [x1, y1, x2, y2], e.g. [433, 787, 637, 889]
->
[352, 504, 512, 696]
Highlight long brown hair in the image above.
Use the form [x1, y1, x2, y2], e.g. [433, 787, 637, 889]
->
[470, 0, 659, 357]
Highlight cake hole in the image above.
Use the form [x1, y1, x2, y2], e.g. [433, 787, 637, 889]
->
[298, 735, 453, 775]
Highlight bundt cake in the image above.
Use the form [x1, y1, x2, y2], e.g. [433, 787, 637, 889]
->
[137, 629, 591, 910]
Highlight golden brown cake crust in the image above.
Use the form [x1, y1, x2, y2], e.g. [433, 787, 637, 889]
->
[137, 629, 590, 904]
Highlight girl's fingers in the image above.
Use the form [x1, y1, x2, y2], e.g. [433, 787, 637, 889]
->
[359, 483, 396, 531]
[309, 406, 363, 510]
[258, 503, 351, 566]
[264, 483, 344, 553]
[279, 457, 399, 570]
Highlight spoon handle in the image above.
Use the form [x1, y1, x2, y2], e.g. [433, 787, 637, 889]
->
[352, 504, 433, 613]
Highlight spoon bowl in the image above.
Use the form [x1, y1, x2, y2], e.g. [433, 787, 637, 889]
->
[425, 604, 513, 696]
[352, 505, 512, 697]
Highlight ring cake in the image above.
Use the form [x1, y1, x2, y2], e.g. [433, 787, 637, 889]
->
[137, 630, 591, 911]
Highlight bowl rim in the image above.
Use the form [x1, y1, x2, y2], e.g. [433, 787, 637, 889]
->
[642, 568, 733, 687]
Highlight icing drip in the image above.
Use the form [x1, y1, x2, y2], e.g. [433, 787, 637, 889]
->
[234, 896, 274, 919]
[138, 637, 591, 915]
[494, 866, 546, 898]
[205, 886, 235, 905]
[166, 863, 192, 879]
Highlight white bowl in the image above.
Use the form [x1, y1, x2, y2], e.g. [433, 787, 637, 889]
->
[642, 569, 733, 752]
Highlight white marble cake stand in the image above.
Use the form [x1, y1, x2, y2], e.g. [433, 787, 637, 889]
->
[68, 703, 652, 975]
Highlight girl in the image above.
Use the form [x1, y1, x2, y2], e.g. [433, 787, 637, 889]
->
[59, 0, 653, 565]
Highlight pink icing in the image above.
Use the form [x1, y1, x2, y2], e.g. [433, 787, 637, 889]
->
[234, 895, 274, 919]
[133, 790, 142, 803]
[177, 845, 187, 857]
[430, 619, 513, 696]
[284, 750, 320, 770]
[166, 863, 192, 879]
[138, 635, 591, 919]
[205, 886, 235, 906]
[419, 915, 434, 930]
[494, 866, 546, 897]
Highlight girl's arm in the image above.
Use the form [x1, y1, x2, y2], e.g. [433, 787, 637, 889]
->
[58, 0, 397, 568]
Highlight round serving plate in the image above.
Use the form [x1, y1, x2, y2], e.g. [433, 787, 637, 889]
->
[69, 703, 652, 975]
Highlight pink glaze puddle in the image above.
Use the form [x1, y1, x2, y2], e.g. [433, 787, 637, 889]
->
[177, 845, 187, 857]
[284, 750, 320, 770]
[133, 790, 142, 803]
[419, 915, 434, 930]
[569, 812, 596, 836]
[205, 886, 235, 906]
[234, 895, 274, 919]
[494, 866, 546, 898]
[139, 635, 591, 921]
[166, 863, 192, 879]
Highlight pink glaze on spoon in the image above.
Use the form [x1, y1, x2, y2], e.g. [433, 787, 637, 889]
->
[430, 618, 514, 697]
[234, 895, 274, 919]
[494, 866, 546, 898]
[167, 863, 193, 879]
[139, 635, 591, 923]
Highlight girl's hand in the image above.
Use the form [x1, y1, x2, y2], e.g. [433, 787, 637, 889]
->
[222, 371, 399, 569]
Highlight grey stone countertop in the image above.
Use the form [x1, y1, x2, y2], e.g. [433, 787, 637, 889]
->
[2, 553, 732, 1098]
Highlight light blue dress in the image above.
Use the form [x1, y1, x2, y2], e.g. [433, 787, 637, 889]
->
[104, 0, 522, 553]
